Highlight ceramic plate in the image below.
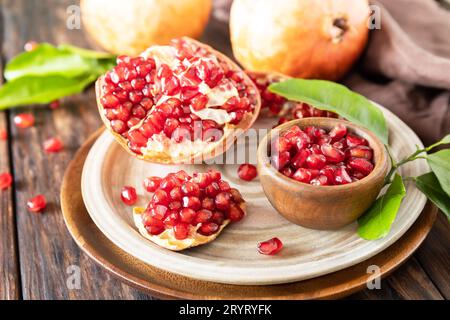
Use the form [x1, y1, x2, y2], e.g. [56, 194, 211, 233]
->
[81, 105, 428, 285]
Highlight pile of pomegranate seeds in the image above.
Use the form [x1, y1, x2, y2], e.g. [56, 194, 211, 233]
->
[100, 38, 258, 155]
[272, 124, 375, 186]
[27, 194, 46, 213]
[0, 172, 13, 190]
[247, 72, 337, 121]
[141, 170, 245, 240]
[121, 186, 138, 205]
[0, 129, 7, 140]
[237, 163, 258, 181]
[43, 137, 64, 153]
[257, 237, 283, 255]
[14, 113, 35, 129]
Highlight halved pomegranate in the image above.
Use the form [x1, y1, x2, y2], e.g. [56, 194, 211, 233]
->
[133, 170, 246, 251]
[246, 71, 338, 121]
[96, 37, 261, 164]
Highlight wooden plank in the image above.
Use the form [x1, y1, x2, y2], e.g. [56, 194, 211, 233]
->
[415, 213, 450, 298]
[1, 0, 152, 299]
[0, 112, 21, 300]
[0, 6, 21, 299]
[349, 257, 444, 300]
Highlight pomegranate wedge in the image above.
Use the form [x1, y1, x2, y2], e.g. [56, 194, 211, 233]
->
[133, 170, 246, 251]
[96, 37, 260, 164]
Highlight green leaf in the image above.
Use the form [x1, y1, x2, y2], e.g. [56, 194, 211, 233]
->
[269, 79, 389, 144]
[4, 43, 94, 81]
[426, 134, 450, 151]
[416, 172, 450, 221]
[427, 149, 450, 197]
[57, 44, 115, 59]
[357, 174, 406, 240]
[0, 74, 97, 109]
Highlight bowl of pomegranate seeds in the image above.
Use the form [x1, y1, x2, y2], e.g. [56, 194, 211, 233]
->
[257, 117, 389, 230]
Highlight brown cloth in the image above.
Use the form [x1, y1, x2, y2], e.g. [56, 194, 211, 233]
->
[213, 0, 450, 145]
[343, 0, 450, 145]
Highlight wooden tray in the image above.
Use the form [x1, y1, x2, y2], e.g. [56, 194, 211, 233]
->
[61, 129, 437, 299]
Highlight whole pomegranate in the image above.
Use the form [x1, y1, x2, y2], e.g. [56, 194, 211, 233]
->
[96, 38, 260, 164]
[81, 0, 212, 55]
[230, 0, 370, 81]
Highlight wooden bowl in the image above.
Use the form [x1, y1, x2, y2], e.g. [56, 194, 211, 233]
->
[257, 117, 389, 230]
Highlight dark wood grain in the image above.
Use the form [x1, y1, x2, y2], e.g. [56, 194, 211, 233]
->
[415, 213, 450, 298]
[0, 0, 448, 300]
[1, 0, 152, 300]
[0, 4, 20, 299]
[0, 112, 21, 300]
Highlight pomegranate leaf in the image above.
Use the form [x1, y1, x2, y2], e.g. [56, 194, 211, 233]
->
[426, 134, 450, 152]
[357, 173, 406, 240]
[0, 74, 96, 109]
[5, 43, 94, 80]
[415, 172, 450, 221]
[57, 44, 114, 59]
[269, 79, 389, 145]
[427, 149, 450, 197]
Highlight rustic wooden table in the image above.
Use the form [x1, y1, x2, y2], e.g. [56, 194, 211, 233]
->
[0, 0, 448, 300]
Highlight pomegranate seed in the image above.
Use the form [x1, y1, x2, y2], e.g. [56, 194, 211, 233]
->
[194, 209, 213, 224]
[306, 154, 327, 170]
[163, 212, 179, 228]
[143, 177, 161, 192]
[346, 134, 368, 147]
[179, 208, 196, 224]
[281, 166, 294, 177]
[24, 41, 38, 51]
[49, 100, 60, 109]
[27, 194, 46, 213]
[291, 149, 310, 168]
[334, 167, 352, 185]
[181, 181, 201, 197]
[208, 170, 222, 181]
[215, 192, 231, 211]
[237, 164, 258, 181]
[329, 124, 347, 141]
[321, 144, 345, 163]
[190, 94, 208, 111]
[310, 175, 330, 186]
[211, 211, 225, 224]
[14, 113, 35, 128]
[198, 222, 219, 236]
[292, 168, 312, 184]
[218, 180, 231, 191]
[173, 222, 190, 240]
[348, 146, 373, 160]
[192, 172, 211, 188]
[201, 197, 215, 211]
[121, 186, 137, 205]
[347, 158, 374, 176]
[229, 188, 244, 203]
[0, 173, 13, 190]
[257, 237, 283, 255]
[101, 94, 120, 108]
[227, 204, 245, 222]
[0, 129, 7, 140]
[153, 189, 170, 205]
[182, 196, 201, 210]
[43, 137, 63, 153]
[272, 151, 290, 170]
[205, 182, 220, 197]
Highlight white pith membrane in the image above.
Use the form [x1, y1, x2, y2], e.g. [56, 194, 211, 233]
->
[133, 207, 231, 251]
[97, 38, 259, 164]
